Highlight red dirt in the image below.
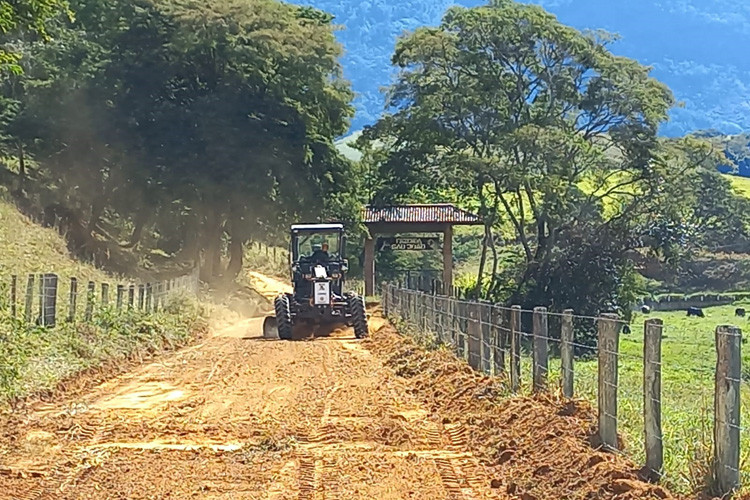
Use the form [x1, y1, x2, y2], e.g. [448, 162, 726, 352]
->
[363, 318, 684, 500]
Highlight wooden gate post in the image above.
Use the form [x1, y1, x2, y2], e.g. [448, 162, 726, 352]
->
[561, 309, 574, 398]
[532, 307, 549, 392]
[644, 318, 664, 482]
[128, 285, 135, 309]
[598, 313, 620, 451]
[714, 325, 741, 495]
[138, 284, 145, 310]
[510, 305, 521, 393]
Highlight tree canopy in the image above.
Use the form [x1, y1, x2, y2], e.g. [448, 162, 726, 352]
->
[0, 0, 359, 280]
[358, 0, 746, 315]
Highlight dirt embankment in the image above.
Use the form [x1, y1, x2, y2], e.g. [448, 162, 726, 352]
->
[363, 317, 679, 500]
[0, 272, 685, 499]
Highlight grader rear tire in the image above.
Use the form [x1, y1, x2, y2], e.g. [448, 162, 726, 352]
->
[274, 295, 293, 340]
[349, 294, 368, 339]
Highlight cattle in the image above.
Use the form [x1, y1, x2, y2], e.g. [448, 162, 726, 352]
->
[686, 307, 705, 318]
[641, 305, 651, 314]
[736, 308, 746, 317]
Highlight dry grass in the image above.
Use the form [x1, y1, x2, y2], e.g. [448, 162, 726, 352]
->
[0, 196, 112, 283]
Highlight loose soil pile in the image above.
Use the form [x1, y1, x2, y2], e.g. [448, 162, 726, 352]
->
[364, 318, 682, 500]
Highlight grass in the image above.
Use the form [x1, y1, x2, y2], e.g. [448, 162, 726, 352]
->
[392, 294, 750, 496]
[727, 173, 750, 199]
[0, 292, 206, 404]
[0, 195, 208, 406]
[0, 194, 112, 283]
[244, 242, 289, 280]
[526, 303, 750, 495]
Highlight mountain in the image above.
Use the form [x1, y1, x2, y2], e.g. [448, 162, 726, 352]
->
[289, 0, 750, 138]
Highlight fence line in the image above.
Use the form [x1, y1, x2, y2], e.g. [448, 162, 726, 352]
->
[382, 283, 745, 497]
[1, 267, 200, 327]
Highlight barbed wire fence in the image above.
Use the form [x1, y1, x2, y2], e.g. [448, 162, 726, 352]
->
[381, 283, 747, 497]
[0, 267, 200, 327]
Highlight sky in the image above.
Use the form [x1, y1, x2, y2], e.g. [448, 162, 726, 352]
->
[292, 0, 750, 137]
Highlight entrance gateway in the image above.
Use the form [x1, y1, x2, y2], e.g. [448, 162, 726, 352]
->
[362, 204, 482, 296]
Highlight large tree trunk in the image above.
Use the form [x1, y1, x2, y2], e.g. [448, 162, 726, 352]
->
[225, 208, 246, 279]
[88, 197, 106, 233]
[200, 209, 223, 282]
[473, 223, 490, 299]
[121, 209, 149, 249]
[17, 141, 25, 190]
[226, 236, 244, 279]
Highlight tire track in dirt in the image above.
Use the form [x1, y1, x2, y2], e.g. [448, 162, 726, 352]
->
[0, 271, 508, 500]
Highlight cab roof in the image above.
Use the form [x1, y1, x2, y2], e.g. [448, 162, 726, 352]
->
[291, 223, 344, 232]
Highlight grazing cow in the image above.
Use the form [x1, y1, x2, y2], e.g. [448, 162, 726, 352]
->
[736, 308, 746, 317]
[686, 307, 705, 318]
[641, 305, 651, 314]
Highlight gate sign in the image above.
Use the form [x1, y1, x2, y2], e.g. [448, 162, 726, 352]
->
[377, 237, 440, 251]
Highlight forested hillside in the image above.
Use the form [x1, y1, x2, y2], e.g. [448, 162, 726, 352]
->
[294, 0, 750, 136]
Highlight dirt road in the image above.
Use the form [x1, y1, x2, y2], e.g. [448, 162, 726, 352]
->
[0, 274, 505, 499]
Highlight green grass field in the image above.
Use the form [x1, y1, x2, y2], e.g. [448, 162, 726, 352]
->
[527, 302, 750, 495]
[727, 173, 750, 199]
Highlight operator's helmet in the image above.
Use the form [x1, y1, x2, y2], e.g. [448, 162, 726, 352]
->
[312, 243, 322, 255]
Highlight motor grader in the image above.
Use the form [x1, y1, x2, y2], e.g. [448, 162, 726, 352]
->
[262, 223, 368, 340]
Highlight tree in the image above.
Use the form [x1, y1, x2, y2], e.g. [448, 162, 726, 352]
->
[0, 0, 357, 280]
[360, 0, 675, 314]
[0, 0, 71, 74]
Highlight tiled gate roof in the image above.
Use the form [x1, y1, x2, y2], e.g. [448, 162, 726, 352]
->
[363, 204, 481, 224]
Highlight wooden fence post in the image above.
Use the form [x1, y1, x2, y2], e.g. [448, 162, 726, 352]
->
[68, 277, 77, 322]
[128, 284, 135, 309]
[510, 305, 521, 393]
[598, 313, 620, 451]
[467, 301, 481, 371]
[561, 309, 574, 398]
[10, 275, 17, 317]
[101, 283, 109, 306]
[138, 284, 145, 310]
[145, 283, 152, 312]
[24, 274, 35, 323]
[533, 307, 549, 392]
[491, 305, 504, 376]
[644, 318, 663, 482]
[714, 325, 741, 495]
[37, 274, 43, 324]
[479, 302, 492, 374]
[41, 274, 57, 327]
[431, 293, 438, 337]
[85, 281, 95, 321]
[116, 285, 124, 311]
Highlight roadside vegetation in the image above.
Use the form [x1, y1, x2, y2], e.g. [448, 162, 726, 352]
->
[562, 304, 750, 494]
[0, 190, 208, 406]
[0, 295, 206, 405]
